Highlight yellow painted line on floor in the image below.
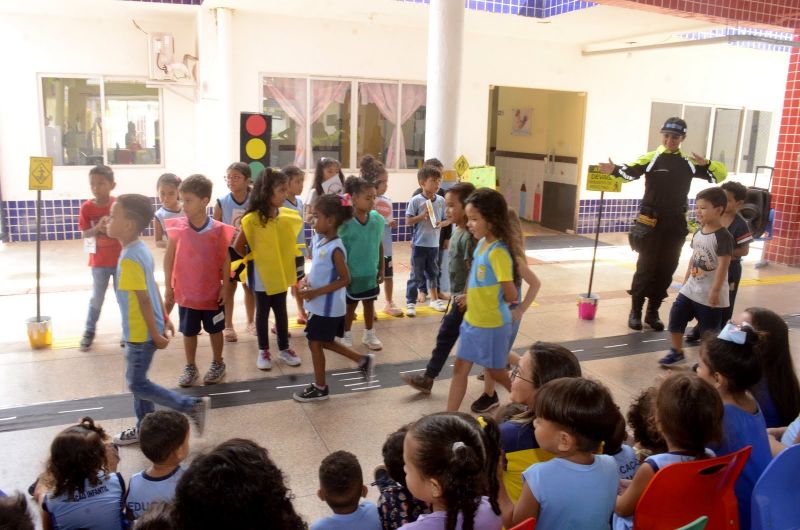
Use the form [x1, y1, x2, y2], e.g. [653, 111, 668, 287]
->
[739, 274, 800, 287]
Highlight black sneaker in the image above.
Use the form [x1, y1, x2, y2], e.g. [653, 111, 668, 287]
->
[79, 331, 95, 352]
[359, 354, 376, 382]
[293, 384, 329, 402]
[401, 372, 433, 394]
[470, 392, 499, 413]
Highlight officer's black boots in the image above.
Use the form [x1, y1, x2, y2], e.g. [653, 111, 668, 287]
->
[628, 296, 644, 330]
[644, 299, 665, 331]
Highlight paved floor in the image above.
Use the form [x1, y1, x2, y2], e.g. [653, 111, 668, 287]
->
[1, 225, 798, 523]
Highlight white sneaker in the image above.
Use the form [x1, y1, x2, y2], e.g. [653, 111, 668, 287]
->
[339, 331, 353, 347]
[256, 349, 272, 370]
[112, 427, 139, 446]
[278, 349, 302, 367]
[406, 303, 416, 317]
[362, 329, 383, 351]
[431, 299, 447, 312]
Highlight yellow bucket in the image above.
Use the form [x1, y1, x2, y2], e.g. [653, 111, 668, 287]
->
[27, 316, 53, 349]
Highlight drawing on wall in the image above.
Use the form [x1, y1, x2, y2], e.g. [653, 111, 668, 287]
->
[511, 108, 532, 136]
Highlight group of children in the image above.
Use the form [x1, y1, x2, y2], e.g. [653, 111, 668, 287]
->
[5, 311, 797, 529]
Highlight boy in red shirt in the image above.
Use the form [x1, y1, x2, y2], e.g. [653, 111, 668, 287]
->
[79, 165, 123, 351]
[164, 175, 233, 386]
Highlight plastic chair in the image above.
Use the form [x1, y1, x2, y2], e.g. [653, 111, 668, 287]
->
[633, 446, 752, 530]
[751, 443, 800, 530]
[676, 516, 709, 530]
[509, 518, 536, 530]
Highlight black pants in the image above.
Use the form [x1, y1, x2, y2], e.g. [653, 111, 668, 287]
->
[255, 291, 288, 351]
[630, 214, 688, 303]
[721, 259, 743, 323]
[425, 302, 464, 379]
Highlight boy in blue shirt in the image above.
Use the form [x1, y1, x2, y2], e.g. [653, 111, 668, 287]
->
[312, 451, 380, 530]
[405, 167, 447, 316]
[126, 410, 189, 520]
[106, 194, 209, 445]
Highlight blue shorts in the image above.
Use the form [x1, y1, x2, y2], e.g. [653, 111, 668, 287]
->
[667, 293, 724, 335]
[305, 314, 345, 342]
[178, 305, 225, 336]
[456, 321, 512, 369]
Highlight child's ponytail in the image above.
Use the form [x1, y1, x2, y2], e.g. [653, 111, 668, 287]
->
[444, 441, 482, 530]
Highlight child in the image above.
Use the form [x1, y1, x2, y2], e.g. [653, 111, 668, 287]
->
[126, 411, 189, 521]
[374, 427, 430, 529]
[472, 208, 542, 414]
[660, 187, 734, 366]
[626, 387, 668, 463]
[305, 157, 345, 220]
[153, 173, 183, 249]
[739, 306, 800, 428]
[0, 492, 35, 530]
[500, 378, 621, 530]
[164, 175, 233, 387]
[370, 161, 404, 317]
[37, 418, 127, 529]
[106, 194, 209, 445]
[500, 342, 582, 504]
[613, 373, 723, 530]
[339, 176, 385, 350]
[233, 168, 304, 370]
[402, 182, 476, 393]
[402, 413, 503, 530]
[172, 438, 305, 529]
[293, 194, 376, 402]
[283, 165, 309, 325]
[79, 165, 123, 351]
[312, 451, 381, 530]
[405, 167, 447, 315]
[446, 188, 519, 412]
[686, 181, 753, 342]
[696, 322, 773, 530]
[214, 162, 255, 342]
[605, 415, 639, 481]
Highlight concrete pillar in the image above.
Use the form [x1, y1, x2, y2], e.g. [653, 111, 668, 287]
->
[215, 7, 236, 168]
[764, 30, 800, 266]
[424, 0, 464, 178]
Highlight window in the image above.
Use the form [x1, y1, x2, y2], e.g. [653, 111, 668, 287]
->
[710, 108, 742, 169]
[262, 76, 426, 170]
[648, 101, 769, 173]
[104, 82, 160, 165]
[41, 77, 162, 166]
[739, 110, 772, 173]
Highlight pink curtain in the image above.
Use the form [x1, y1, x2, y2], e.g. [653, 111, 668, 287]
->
[263, 78, 349, 167]
[360, 83, 426, 168]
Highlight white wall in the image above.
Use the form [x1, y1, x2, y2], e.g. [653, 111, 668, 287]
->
[0, 10, 198, 201]
[0, 3, 790, 205]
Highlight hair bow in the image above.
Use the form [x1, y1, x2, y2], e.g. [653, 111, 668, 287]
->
[340, 193, 352, 207]
[717, 321, 751, 345]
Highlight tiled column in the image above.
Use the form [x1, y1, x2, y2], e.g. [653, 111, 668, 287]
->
[765, 31, 800, 266]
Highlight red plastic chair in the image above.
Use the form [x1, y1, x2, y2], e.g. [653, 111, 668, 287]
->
[633, 446, 752, 530]
[510, 517, 536, 530]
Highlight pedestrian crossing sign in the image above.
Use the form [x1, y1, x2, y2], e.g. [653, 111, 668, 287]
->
[29, 157, 53, 191]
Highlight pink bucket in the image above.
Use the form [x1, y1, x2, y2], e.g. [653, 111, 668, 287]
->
[577, 294, 599, 320]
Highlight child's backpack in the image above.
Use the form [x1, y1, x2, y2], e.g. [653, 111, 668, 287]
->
[739, 166, 773, 240]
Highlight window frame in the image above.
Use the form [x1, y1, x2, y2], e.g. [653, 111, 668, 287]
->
[260, 73, 426, 172]
[37, 73, 165, 169]
[648, 100, 774, 174]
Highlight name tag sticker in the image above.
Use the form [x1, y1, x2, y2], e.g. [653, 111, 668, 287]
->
[84, 236, 97, 254]
[212, 311, 225, 325]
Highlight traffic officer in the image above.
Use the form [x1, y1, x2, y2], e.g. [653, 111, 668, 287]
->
[599, 117, 727, 331]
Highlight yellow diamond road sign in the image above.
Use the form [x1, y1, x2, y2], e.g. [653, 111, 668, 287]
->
[29, 157, 53, 191]
[454, 155, 469, 178]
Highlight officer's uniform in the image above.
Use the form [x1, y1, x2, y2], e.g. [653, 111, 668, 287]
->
[611, 124, 727, 329]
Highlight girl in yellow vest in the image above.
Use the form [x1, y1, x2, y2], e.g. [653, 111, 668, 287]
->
[233, 168, 303, 371]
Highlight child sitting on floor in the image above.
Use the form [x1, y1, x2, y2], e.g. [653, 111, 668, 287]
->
[312, 451, 381, 530]
[373, 426, 430, 529]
